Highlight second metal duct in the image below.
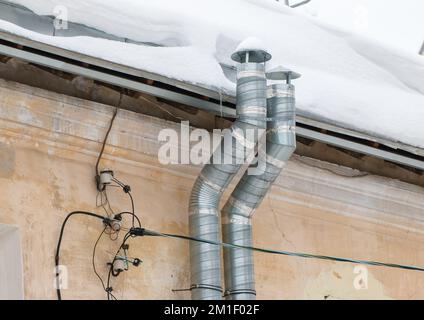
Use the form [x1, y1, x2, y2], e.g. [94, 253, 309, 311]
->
[222, 67, 300, 300]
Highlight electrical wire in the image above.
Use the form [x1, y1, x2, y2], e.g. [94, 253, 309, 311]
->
[92, 227, 107, 293]
[57, 90, 141, 300]
[106, 231, 133, 300]
[100, 189, 123, 241]
[95, 106, 119, 178]
[97, 191, 115, 220]
[127, 192, 135, 227]
[112, 177, 136, 227]
[96, 190, 107, 209]
[57, 208, 424, 302]
[133, 228, 424, 273]
[55, 211, 110, 300]
[55, 209, 142, 300]
[104, 190, 115, 216]
[118, 212, 141, 228]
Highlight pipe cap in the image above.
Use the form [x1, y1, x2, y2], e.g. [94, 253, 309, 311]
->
[231, 37, 271, 63]
[231, 49, 272, 63]
[266, 66, 301, 80]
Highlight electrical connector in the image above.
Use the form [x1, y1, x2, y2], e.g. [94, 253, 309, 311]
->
[112, 258, 127, 275]
[132, 258, 142, 267]
[110, 218, 122, 232]
[130, 227, 161, 237]
[96, 169, 114, 191]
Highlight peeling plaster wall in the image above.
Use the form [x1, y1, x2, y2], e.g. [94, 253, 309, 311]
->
[0, 79, 423, 300]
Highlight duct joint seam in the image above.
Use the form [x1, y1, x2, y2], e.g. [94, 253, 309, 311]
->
[237, 70, 266, 79]
[198, 173, 225, 192]
[267, 88, 294, 98]
[257, 146, 287, 169]
[222, 214, 251, 225]
[269, 125, 296, 133]
[189, 208, 218, 216]
[227, 196, 255, 217]
[239, 106, 267, 116]
[266, 154, 287, 169]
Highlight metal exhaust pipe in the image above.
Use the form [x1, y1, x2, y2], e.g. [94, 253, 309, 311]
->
[222, 66, 300, 300]
[188, 41, 271, 300]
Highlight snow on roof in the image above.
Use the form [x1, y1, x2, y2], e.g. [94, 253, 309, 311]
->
[1, 0, 424, 149]
[235, 37, 267, 53]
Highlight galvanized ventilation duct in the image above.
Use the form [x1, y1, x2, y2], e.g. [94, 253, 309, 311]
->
[188, 44, 271, 300]
[222, 66, 300, 300]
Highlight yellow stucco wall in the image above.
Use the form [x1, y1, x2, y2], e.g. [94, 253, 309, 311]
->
[0, 79, 423, 300]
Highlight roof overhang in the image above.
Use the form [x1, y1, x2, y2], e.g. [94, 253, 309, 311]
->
[1, 34, 423, 172]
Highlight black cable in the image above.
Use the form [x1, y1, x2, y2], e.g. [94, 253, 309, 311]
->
[56, 210, 137, 300]
[130, 228, 424, 273]
[118, 212, 141, 228]
[106, 231, 133, 300]
[55, 211, 110, 300]
[92, 227, 107, 292]
[95, 107, 119, 178]
[112, 177, 136, 227]
[128, 192, 135, 227]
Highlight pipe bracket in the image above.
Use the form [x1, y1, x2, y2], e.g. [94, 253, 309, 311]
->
[224, 289, 257, 297]
[190, 284, 223, 293]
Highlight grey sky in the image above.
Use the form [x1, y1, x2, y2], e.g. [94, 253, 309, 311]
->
[299, 0, 424, 55]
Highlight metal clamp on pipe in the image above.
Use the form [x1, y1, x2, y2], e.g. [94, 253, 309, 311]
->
[224, 289, 257, 297]
[190, 284, 223, 293]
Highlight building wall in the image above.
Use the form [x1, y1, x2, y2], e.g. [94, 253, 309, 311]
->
[0, 79, 423, 300]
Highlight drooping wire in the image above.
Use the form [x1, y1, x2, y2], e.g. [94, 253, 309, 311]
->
[55, 211, 110, 300]
[94, 225, 136, 300]
[96, 189, 116, 221]
[127, 192, 135, 227]
[104, 190, 115, 216]
[55, 209, 142, 300]
[92, 226, 107, 293]
[119, 212, 141, 228]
